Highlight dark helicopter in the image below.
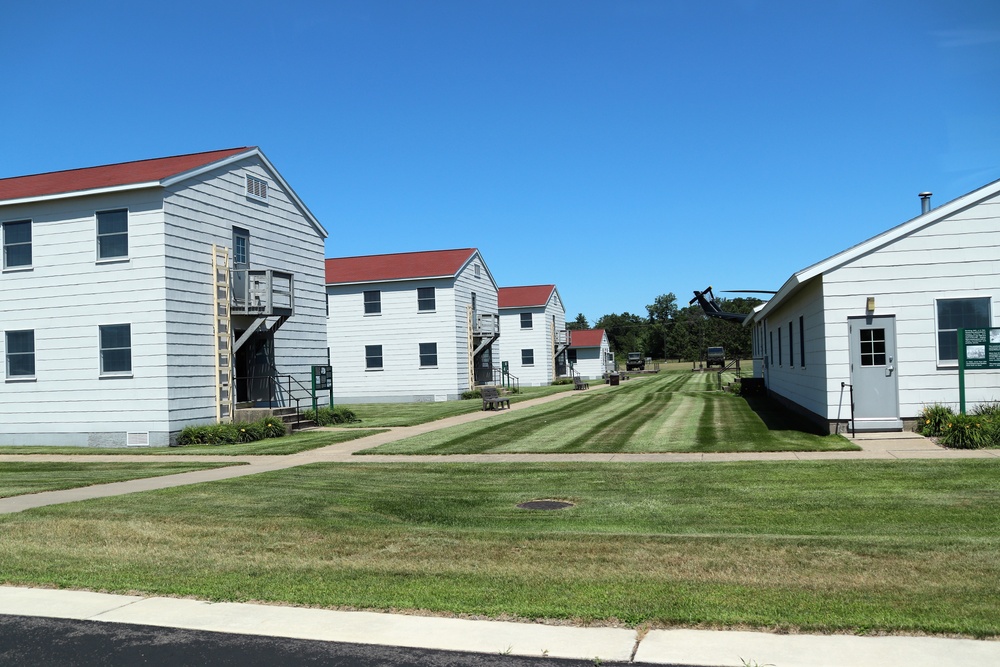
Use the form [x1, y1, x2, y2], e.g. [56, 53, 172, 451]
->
[689, 285, 776, 322]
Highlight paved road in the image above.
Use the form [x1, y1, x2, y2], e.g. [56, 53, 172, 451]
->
[0, 614, 621, 667]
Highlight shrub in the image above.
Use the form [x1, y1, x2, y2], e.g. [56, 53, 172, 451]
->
[461, 390, 482, 400]
[939, 413, 987, 449]
[176, 417, 287, 446]
[552, 378, 574, 386]
[302, 405, 361, 426]
[917, 404, 954, 437]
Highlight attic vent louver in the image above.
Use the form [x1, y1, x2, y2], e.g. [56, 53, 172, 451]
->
[246, 174, 268, 201]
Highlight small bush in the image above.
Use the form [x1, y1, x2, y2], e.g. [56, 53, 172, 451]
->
[176, 417, 287, 446]
[917, 404, 954, 437]
[302, 405, 360, 426]
[461, 390, 482, 400]
[939, 413, 987, 449]
[551, 378, 574, 386]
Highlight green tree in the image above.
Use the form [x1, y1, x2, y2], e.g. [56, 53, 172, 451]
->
[645, 293, 678, 360]
[594, 312, 650, 357]
[566, 313, 589, 331]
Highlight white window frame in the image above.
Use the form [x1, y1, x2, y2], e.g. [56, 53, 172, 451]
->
[417, 287, 435, 312]
[5, 329, 35, 380]
[419, 342, 438, 367]
[520, 312, 533, 329]
[2, 219, 32, 270]
[363, 290, 381, 315]
[99, 323, 132, 376]
[521, 348, 534, 366]
[96, 209, 129, 262]
[935, 295, 992, 367]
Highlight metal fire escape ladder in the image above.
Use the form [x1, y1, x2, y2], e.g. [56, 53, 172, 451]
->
[212, 245, 234, 423]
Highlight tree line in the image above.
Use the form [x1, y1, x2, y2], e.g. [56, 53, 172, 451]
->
[566, 292, 763, 362]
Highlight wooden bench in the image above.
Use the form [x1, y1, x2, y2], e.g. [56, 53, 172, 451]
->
[481, 385, 511, 410]
[573, 376, 589, 390]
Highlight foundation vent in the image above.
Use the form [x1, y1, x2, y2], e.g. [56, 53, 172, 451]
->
[126, 432, 150, 447]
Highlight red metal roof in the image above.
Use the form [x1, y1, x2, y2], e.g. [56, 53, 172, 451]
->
[326, 248, 479, 285]
[0, 147, 253, 202]
[498, 285, 555, 309]
[569, 328, 606, 348]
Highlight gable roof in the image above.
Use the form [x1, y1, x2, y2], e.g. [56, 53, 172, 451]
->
[0, 148, 252, 203]
[569, 328, 606, 348]
[0, 147, 326, 238]
[751, 175, 1000, 324]
[326, 248, 481, 285]
[498, 285, 557, 309]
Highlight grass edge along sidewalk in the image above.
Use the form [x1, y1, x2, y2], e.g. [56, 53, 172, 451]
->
[2, 459, 999, 638]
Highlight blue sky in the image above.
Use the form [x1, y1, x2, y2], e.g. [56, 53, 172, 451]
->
[3, 1, 999, 324]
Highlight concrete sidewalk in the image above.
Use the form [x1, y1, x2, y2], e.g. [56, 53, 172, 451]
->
[1, 586, 996, 666]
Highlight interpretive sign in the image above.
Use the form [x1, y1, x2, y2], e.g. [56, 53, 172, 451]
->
[957, 329, 1000, 412]
[961, 328, 1000, 370]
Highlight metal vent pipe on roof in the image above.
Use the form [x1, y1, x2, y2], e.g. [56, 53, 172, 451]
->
[919, 191, 932, 214]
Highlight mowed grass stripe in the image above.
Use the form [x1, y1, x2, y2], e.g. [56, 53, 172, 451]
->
[362, 371, 855, 454]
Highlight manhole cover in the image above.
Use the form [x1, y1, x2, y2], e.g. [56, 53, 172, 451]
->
[516, 500, 574, 510]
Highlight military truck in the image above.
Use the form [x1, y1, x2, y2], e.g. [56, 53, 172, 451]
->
[626, 352, 645, 371]
[706, 346, 725, 368]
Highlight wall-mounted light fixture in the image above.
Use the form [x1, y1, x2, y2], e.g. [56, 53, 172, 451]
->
[866, 296, 876, 312]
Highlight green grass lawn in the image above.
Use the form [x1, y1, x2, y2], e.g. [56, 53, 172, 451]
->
[0, 462, 241, 498]
[359, 372, 854, 454]
[340, 383, 574, 427]
[3, 459, 998, 636]
[0, 429, 386, 456]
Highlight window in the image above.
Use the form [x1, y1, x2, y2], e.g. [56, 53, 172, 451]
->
[365, 344, 383, 369]
[568, 349, 578, 363]
[419, 342, 437, 367]
[522, 349, 534, 365]
[246, 174, 268, 201]
[364, 290, 381, 315]
[474, 263, 481, 278]
[778, 328, 782, 366]
[520, 312, 532, 329]
[937, 297, 991, 363]
[5, 330, 35, 378]
[233, 227, 249, 266]
[3, 220, 31, 268]
[859, 328, 887, 366]
[788, 322, 794, 367]
[97, 209, 128, 260]
[769, 330, 773, 366]
[417, 287, 435, 312]
[100, 324, 131, 374]
[799, 316, 805, 367]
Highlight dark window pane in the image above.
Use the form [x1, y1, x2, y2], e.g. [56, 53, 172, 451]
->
[417, 288, 435, 311]
[522, 349, 534, 365]
[101, 325, 131, 349]
[939, 331, 958, 361]
[102, 349, 131, 373]
[364, 291, 381, 314]
[6, 330, 34, 354]
[419, 342, 437, 366]
[365, 344, 382, 368]
[97, 210, 128, 234]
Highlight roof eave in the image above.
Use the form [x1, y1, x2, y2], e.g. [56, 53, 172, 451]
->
[0, 181, 161, 207]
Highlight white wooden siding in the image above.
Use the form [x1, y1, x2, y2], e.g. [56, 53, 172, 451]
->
[760, 190, 1000, 424]
[0, 189, 173, 444]
[163, 157, 328, 429]
[327, 252, 500, 403]
[0, 156, 327, 445]
[497, 290, 566, 387]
